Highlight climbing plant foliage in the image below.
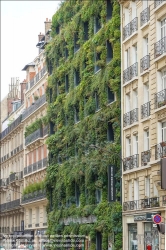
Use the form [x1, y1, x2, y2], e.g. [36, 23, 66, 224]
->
[45, 0, 122, 249]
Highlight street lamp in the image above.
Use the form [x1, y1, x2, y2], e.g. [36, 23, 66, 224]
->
[89, 144, 123, 204]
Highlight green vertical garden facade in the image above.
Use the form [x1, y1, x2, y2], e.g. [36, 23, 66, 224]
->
[45, 0, 122, 249]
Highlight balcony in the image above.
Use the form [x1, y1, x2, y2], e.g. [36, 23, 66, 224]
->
[123, 154, 139, 171]
[123, 62, 138, 84]
[155, 141, 166, 160]
[25, 126, 48, 146]
[22, 94, 46, 120]
[0, 199, 21, 212]
[123, 197, 160, 211]
[154, 0, 164, 8]
[24, 158, 48, 176]
[154, 37, 166, 58]
[141, 101, 151, 119]
[9, 171, 23, 183]
[26, 66, 47, 91]
[21, 190, 46, 204]
[141, 150, 151, 166]
[140, 7, 150, 27]
[140, 55, 150, 73]
[123, 17, 138, 40]
[154, 89, 166, 109]
[123, 108, 138, 127]
[0, 115, 22, 140]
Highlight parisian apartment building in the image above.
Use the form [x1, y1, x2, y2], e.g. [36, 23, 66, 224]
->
[120, 0, 166, 250]
[0, 18, 51, 249]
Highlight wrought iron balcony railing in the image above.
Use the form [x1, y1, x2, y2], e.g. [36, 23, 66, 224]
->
[21, 190, 46, 204]
[140, 54, 150, 73]
[123, 62, 138, 83]
[24, 158, 48, 176]
[154, 89, 166, 109]
[123, 197, 160, 211]
[26, 66, 47, 91]
[25, 128, 43, 146]
[9, 171, 23, 183]
[141, 101, 151, 119]
[154, 37, 166, 58]
[123, 154, 139, 171]
[22, 94, 46, 120]
[123, 108, 138, 127]
[0, 115, 22, 140]
[155, 141, 166, 159]
[140, 7, 150, 27]
[141, 150, 151, 166]
[0, 199, 20, 212]
[154, 0, 164, 8]
[123, 17, 138, 40]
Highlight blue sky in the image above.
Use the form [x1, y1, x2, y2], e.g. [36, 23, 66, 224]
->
[1, 1, 61, 99]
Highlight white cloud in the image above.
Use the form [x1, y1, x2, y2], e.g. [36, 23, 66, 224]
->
[1, 1, 61, 99]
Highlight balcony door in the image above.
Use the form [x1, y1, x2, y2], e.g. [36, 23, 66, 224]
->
[162, 70, 166, 90]
[161, 18, 166, 39]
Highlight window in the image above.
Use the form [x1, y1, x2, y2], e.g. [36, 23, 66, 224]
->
[106, 40, 113, 63]
[153, 183, 159, 197]
[133, 135, 138, 154]
[36, 207, 39, 225]
[57, 82, 60, 96]
[125, 93, 130, 112]
[65, 75, 69, 93]
[94, 52, 101, 73]
[96, 189, 102, 204]
[107, 122, 114, 142]
[143, 37, 148, 56]
[143, 0, 148, 9]
[84, 96, 89, 117]
[95, 92, 100, 111]
[128, 180, 132, 201]
[75, 143, 78, 157]
[107, 86, 115, 104]
[161, 18, 166, 39]
[144, 83, 149, 103]
[128, 224, 137, 250]
[126, 137, 131, 157]
[132, 44, 137, 64]
[74, 69, 79, 87]
[56, 25, 60, 34]
[58, 152, 62, 164]
[161, 69, 166, 90]
[106, 0, 113, 21]
[84, 21, 88, 41]
[134, 179, 139, 201]
[162, 121, 166, 142]
[131, 1, 137, 20]
[74, 106, 80, 123]
[124, 7, 129, 26]
[29, 209, 32, 225]
[75, 184, 80, 207]
[145, 176, 150, 197]
[94, 16, 101, 34]
[144, 130, 149, 151]
[96, 232, 102, 250]
[125, 48, 130, 68]
[74, 32, 80, 53]
[49, 121, 54, 135]
[65, 42, 68, 59]
[133, 89, 138, 109]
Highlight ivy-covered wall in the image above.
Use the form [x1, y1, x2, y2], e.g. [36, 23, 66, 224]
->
[45, 0, 122, 249]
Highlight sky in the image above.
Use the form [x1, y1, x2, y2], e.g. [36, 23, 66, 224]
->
[1, 1, 61, 100]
